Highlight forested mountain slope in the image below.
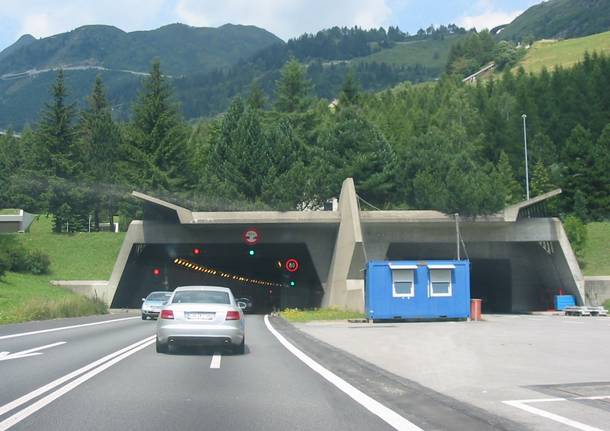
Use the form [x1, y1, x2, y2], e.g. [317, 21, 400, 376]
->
[499, 0, 610, 42]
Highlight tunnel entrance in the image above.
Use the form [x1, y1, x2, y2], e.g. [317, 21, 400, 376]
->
[470, 259, 512, 313]
[386, 243, 517, 313]
[111, 243, 323, 312]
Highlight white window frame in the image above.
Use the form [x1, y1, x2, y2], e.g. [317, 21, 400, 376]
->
[390, 265, 417, 298]
[429, 267, 453, 297]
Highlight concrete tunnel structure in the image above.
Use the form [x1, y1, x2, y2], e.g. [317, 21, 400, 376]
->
[82, 178, 584, 313]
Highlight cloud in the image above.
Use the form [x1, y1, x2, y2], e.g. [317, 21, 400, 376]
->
[175, 0, 393, 40]
[0, 0, 167, 44]
[458, 9, 522, 31]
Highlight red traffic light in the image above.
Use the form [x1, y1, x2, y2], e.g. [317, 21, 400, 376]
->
[193, 247, 201, 255]
[152, 268, 161, 276]
[285, 258, 299, 273]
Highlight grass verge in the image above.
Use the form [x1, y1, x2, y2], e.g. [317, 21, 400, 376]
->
[582, 222, 610, 276]
[0, 215, 121, 324]
[281, 307, 365, 323]
[604, 300, 610, 313]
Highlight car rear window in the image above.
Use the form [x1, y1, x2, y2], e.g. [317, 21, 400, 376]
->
[172, 291, 230, 304]
[147, 293, 171, 301]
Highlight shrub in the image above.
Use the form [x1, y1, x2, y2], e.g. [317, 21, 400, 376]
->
[0, 249, 9, 278]
[25, 250, 51, 275]
[564, 215, 588, 263]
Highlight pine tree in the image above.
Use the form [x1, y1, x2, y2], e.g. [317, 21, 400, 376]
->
[79, 76, 120, 229]
[338, 70, 361, 106]
[247, 81, 266, 110]
[561, 124, 594, 215]
[275, 59, 312, 113]
[35, 69, 77, 179]
[496, 151, 522, 205]
[129, 60, 190, 190]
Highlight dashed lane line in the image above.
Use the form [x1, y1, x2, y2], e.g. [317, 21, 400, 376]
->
[210, 353, 222, 369]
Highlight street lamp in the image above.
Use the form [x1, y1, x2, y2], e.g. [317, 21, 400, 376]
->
[522, 114, 530, 200]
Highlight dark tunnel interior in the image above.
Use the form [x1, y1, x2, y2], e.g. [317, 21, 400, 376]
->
[111, 243, 323, 312]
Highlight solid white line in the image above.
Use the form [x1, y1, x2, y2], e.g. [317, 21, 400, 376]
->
[0, 336, 154, 418]
[264, 315, 423, 431]
[210, 353, 222, 369]
[503, 400, 605, 431]
[0, 336, 155, 431]
[0, 316, 140, 340]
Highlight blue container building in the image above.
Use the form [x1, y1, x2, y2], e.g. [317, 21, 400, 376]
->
[365, 260, 470, 320]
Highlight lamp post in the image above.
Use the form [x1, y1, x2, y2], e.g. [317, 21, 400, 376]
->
[522, 113, 530, 200]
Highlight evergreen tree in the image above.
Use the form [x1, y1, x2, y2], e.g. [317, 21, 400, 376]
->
[275, 59, 312, 113]
[338, 70, 361, 106]
[79, 76, 121, 229]
[496, 151, 522, 205]
[129, 60, 190, 191]
[588, 123, 610, 219]
[247, 81, 266, 110]
[561, 124, 594, 214]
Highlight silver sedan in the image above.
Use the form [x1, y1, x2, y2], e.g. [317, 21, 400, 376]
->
[156, 286, 246, 354]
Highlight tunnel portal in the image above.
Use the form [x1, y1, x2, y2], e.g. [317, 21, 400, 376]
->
[111, 242, 323, 312]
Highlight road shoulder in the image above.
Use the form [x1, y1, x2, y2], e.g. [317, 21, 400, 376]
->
[269, 316, 526, 431]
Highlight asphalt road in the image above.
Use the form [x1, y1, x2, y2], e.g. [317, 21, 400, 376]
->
[0, 314, 396, 431]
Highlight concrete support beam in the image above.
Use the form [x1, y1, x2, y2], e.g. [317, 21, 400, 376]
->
[323, 178, 366, 312]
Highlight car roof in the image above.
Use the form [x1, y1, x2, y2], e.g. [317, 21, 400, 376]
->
[173, 285, 232, 293]
[147, 291, 171, 296]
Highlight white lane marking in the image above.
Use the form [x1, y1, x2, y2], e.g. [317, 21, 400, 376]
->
[0, 336, 154, 418]
[264, 315, 422, 431]
[0, 342, 66, 362]
[0, 316, 140, 340]
[503, 400, 604, 431]
[0, 336, 155, 431]
[210, 353, 222, 369]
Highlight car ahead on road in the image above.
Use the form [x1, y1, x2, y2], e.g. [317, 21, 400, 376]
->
[156, 286, 246, 354]
[235, 296, 254, 313]
[141, 291, 172, 320]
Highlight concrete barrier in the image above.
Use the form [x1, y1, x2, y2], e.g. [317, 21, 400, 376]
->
[585, 276, 610, 306]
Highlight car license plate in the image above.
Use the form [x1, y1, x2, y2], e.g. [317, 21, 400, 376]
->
[186, 312, 215, 320]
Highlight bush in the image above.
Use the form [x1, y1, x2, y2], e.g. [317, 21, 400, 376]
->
[564, 215, 588, 263]
[0, 249, 9, 278]
[24, 250, 51, 275]
[0, 234, 51, 275]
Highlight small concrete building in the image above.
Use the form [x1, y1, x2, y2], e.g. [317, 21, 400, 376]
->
[82, 178, 583, 314]
[0, 210, 36, 233]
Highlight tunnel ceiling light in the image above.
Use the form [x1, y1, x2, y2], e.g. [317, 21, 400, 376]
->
[173, 258, 286, 288]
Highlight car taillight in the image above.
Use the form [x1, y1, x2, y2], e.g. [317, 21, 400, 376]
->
[160, 309, 174, 319]
[226, 310, 240, 320]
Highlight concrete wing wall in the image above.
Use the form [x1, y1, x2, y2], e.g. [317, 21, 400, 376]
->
[322, 178, 366, 312]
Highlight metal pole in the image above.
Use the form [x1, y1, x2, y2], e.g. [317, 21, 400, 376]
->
[455, 213, 460, 260]
[522, 114, 530, 200]
[88, 215, 91, 233]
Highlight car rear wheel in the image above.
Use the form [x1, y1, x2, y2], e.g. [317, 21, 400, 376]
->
[156, 337, 168, 354]
[233, 338, 245, 355]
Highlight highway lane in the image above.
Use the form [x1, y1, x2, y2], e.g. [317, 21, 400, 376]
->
[0, 315, 396, 431]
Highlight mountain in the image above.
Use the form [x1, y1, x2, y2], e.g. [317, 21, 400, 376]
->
[0, 23, 282, 129]
[0, 23, 282, 76]
[499, 0, 610, 42]
[0, 24, 465, 129]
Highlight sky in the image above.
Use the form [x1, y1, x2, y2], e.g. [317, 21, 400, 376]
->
[0, 0, 542, 51]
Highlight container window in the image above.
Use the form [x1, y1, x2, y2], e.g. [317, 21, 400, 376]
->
[430, 269, 452, 297]
[392, 269, 414, 297]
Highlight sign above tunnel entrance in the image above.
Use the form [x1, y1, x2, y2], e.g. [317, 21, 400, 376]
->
[243, 228, 261, 245]
[285, 258, 300, 273]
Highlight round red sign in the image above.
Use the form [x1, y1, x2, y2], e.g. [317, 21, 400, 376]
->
[285, 258, 299, 273]
[242, 227, 261, 245]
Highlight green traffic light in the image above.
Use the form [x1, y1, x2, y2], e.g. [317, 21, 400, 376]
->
[248, 249, 255, 256]
[290, 281, 295, 287]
